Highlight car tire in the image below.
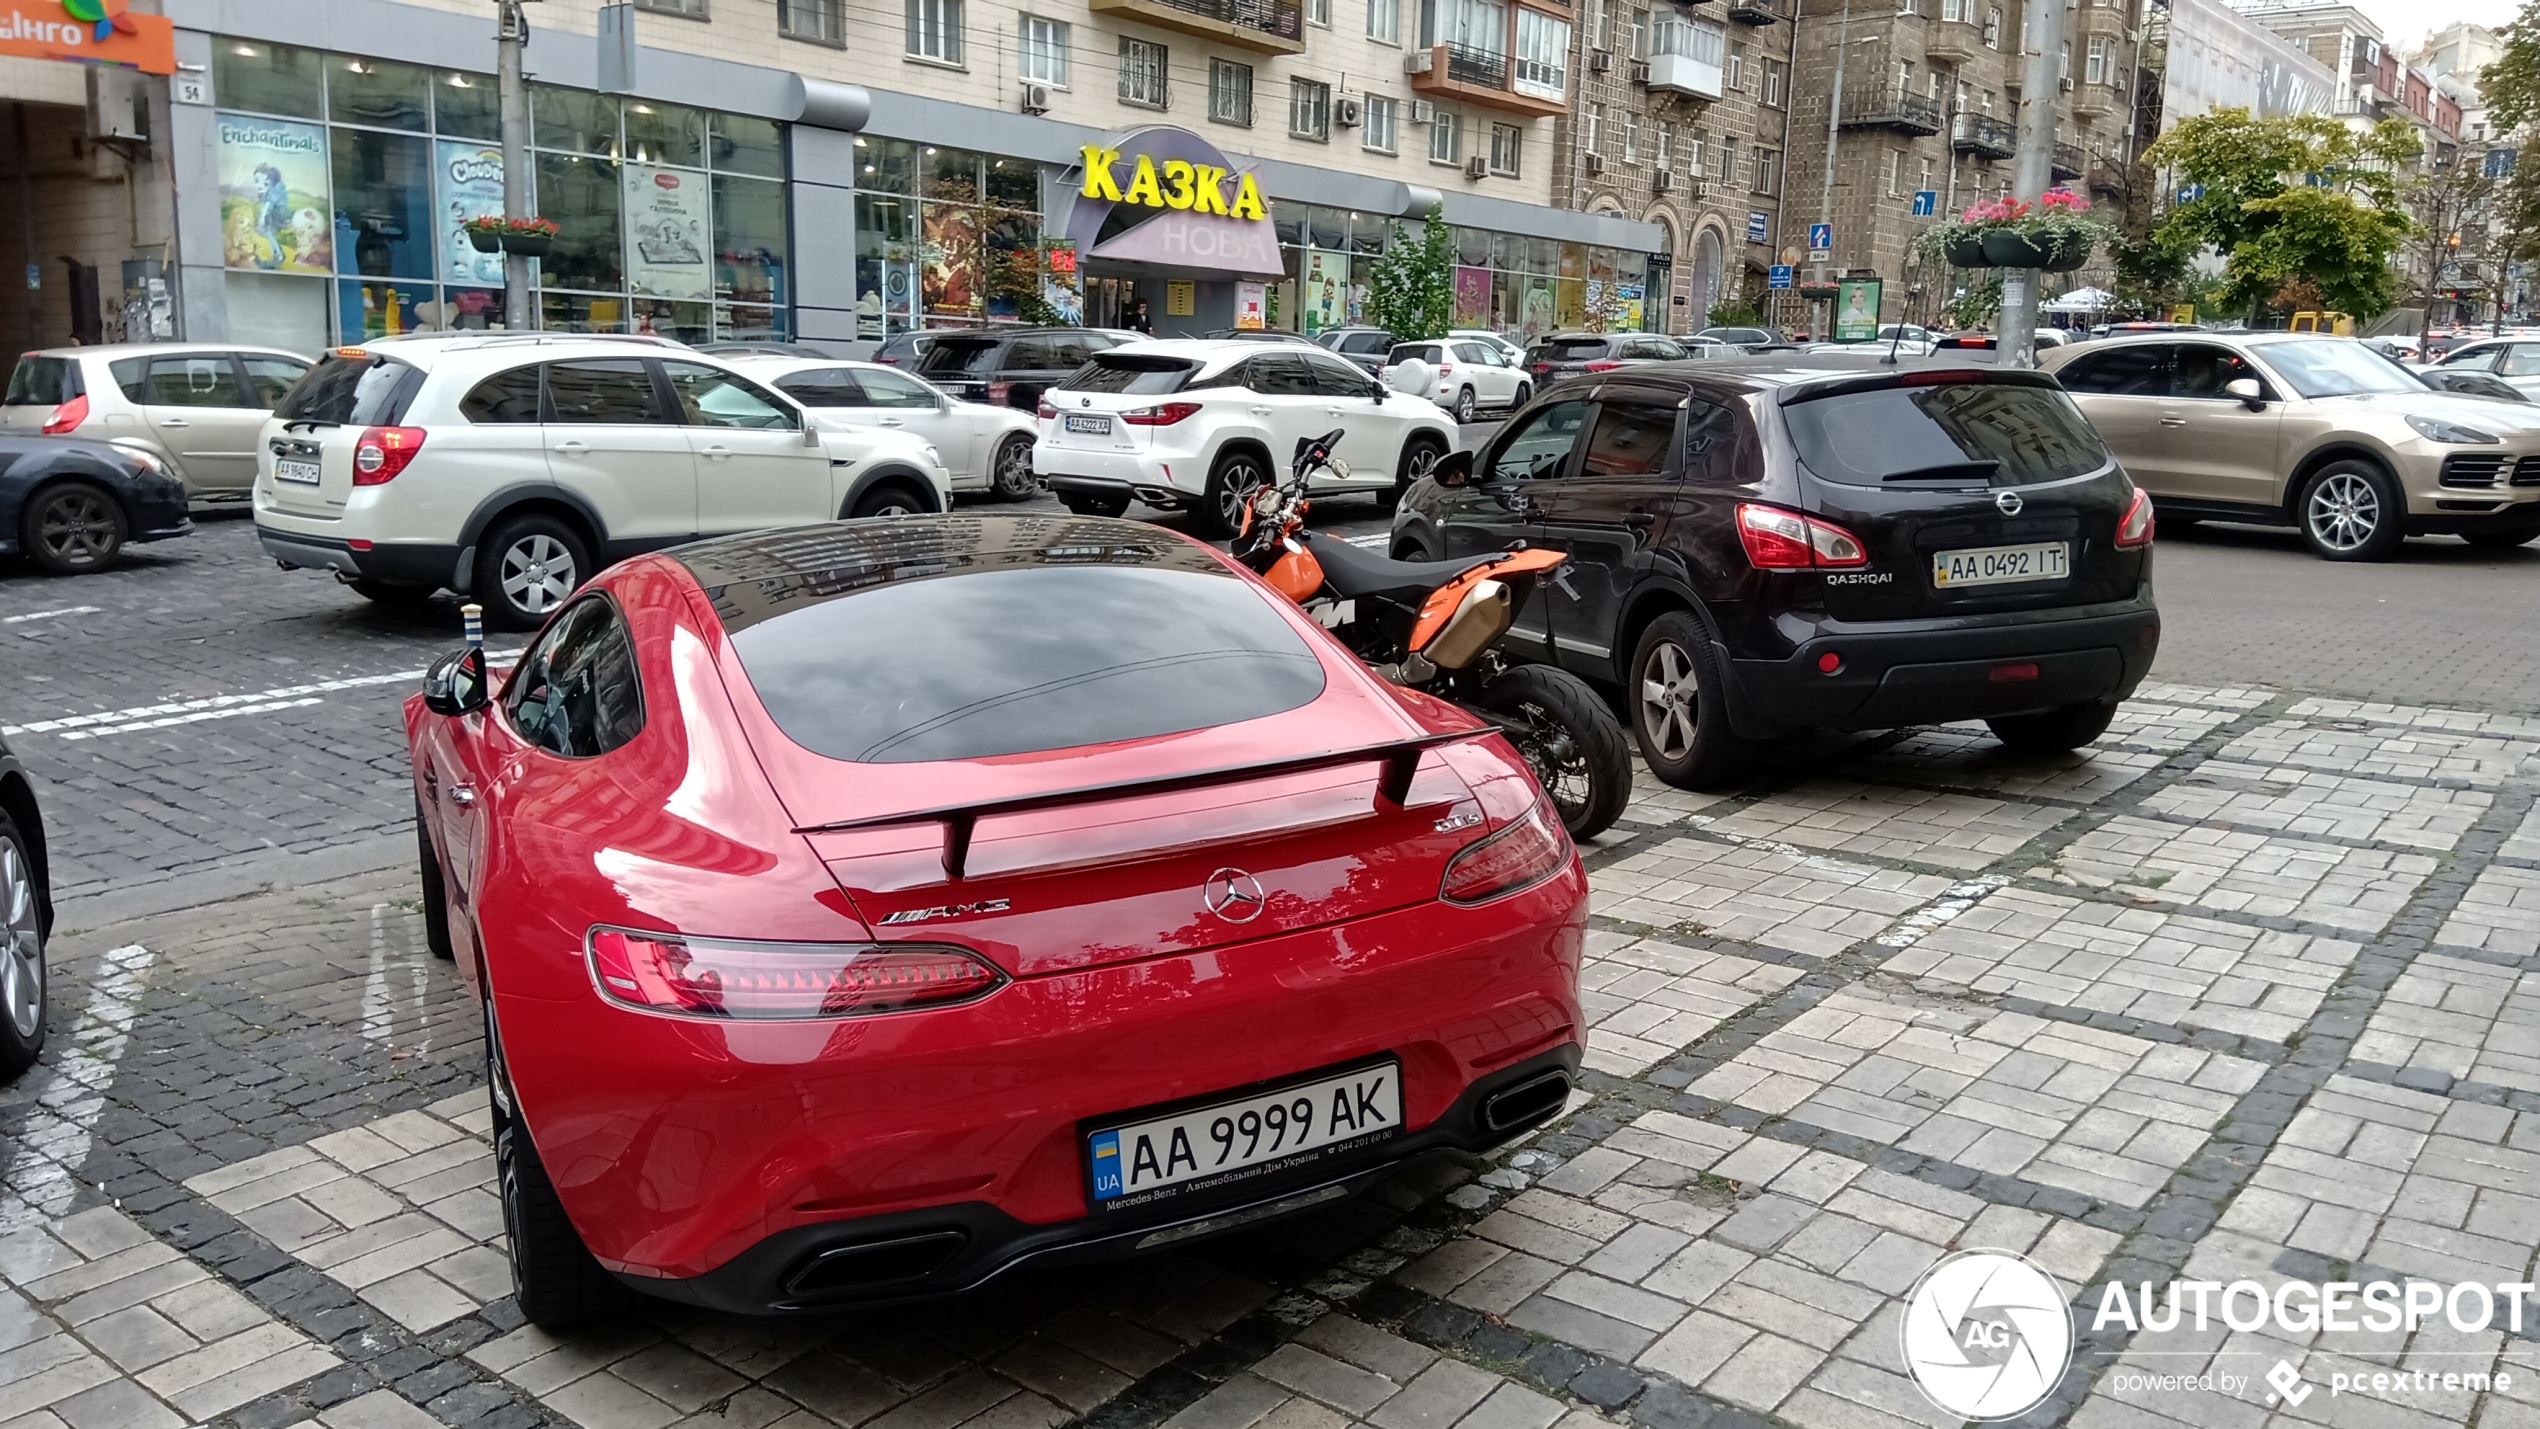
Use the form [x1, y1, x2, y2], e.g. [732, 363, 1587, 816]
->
[415, 803, 455, 963]
[1986, 699, 2119, 753]
[350, 579, 437, 608]
[849, 482, 930, 519]
[988, 433, 1037, 502]
[1198, 450, 1270, 539]
[2460, 523, 2540, 550]
[475, 513, 591, 632]
[1058, 489, 1132, 518]
[20, 482, 126, 576]
[1383, 434, 1449, 514]
[2297, 460, 2406, 561]
[0, 810, 47, 1081]
[489, 998, 627, 1328]
[1453, 387, 1477, 424]
[1513, 383, 1533, 407]
[1471, 664, 1632, 841]
[1630, 611, 1765, 792]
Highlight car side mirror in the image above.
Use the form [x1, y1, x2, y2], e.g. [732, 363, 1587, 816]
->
[423, 647, 488, 717]
[1432, 450, 1475, 488]
[2223, 377, 2266, 409]
[1369, 378, 1389, 402]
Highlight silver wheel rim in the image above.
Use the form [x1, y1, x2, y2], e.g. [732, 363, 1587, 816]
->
[1, 838, 42, 1041]
[1457, 390, 1475, 422]
[1405, 443, 1442, 485]
[499, 534, 576, 615]
[2307, 472, 2381, 553]
[1218, 465, 1264, 527]
[37, 492, 115, 566]
[995, 438, 1033, 495]
[1639, 639, 1699, 762]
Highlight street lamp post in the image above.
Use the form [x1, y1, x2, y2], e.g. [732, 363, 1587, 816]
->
[1997, 0, 2067, 370]
[497, 0, 535, 332]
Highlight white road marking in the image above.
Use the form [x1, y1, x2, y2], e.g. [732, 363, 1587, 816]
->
[1347, 533, 1388, 548]
[59, 696, 326, 742]
[0, 943, 156, 1230]
[360, 902, 433, 1055]
[1, 606, 100, 625]
[2, 650, 524, 739]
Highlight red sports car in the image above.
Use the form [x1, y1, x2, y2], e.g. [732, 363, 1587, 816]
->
[407, 515, 1587, 1324]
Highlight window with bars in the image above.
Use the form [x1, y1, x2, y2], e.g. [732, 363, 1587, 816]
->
[1019, 16, 1070, 84]
[1290, 78, 1330, 139]
[1119, 37, 1170, 107]
[907, 0, 963, 63]
[1430, 109, 1463, 163]
[1492, 122, 1522, 175]
[779, 0, 842, 43]
[1209, 58, 1254, 125]
[1364, 94, 1397, 151]
[1368, 0, 1400, 41]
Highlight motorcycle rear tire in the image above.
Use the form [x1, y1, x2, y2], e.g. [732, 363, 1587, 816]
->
[1470, 664, 1633, 842]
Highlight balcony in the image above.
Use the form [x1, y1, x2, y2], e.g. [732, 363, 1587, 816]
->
[1647, 50, 1724, 100]
[1841, 84, 1942, 134]
[1088, 0, 1304, 54]
[1951, 112, 2015, 159]
[1724, 0, 1783, 24]
[1925, 18, 1977, 62]
[2087, 159, 2129, 198]
[2071, 82, 2117, 118]
[1405, 43, 1569, 116]
[2051, 142, 2085, 180]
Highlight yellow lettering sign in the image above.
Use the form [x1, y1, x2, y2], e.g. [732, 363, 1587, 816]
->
[1079, 145, 1123, 202]
[1229, 172, 1266, 221]
[1087, 141, 1268, 221]
[1191, 165, 1230, 215]
[1162, 160, 1198, 211]
[1121, 154, 1166, 209]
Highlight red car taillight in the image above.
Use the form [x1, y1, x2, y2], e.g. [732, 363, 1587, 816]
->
[2115, 486, 2155, 547]
[1736, 503, 1868, 570]
[352, 425, 427, 485]
[1582, 360, 1624, 372]
[1121, 402, 1202, 426]
[1036, 397, 1058, 420]
[587, 928, 1005, 1021]
[986, 381, 1014, 406]
[1441, 798, 1572, 905]
[42, 394, 87, 434]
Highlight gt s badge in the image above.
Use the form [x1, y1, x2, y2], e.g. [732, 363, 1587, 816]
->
[1434, 811, 1484, 833]
[881, 899, 1012, 924]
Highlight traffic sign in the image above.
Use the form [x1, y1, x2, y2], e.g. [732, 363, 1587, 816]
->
[2177, 183, 2205, 204]
[1769, 265, 1793, 290]
[1747, 210, 1770, 242]
[2488, 148, 2518, 178]
[1808, 222, 1832, 250]
[1911, 190, 1937, 217]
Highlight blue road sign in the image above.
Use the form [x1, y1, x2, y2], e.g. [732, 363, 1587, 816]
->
[2177, 183, 2205, 204]
[1769, 265, 1793, 290]
[1747, 210, 1770, 242]
[2488, 148, 2518, 178]
[1911, 190, 1937, 217]
[1808, 222, 1833, 250]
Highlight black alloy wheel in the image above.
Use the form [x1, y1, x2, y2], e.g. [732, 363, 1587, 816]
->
[22, 483, 126, 575]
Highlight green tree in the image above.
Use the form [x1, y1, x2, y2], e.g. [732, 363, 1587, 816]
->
[1364, 203, 1455, 340]
[2144, 108, 2419, 320]
[2476, 3, 2540, 324]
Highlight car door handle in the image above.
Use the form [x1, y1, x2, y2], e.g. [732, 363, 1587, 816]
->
[2159, 416, 2188, 427]
[1622, 512, 1658, 529]
[445, 784, 475, 807]
[877, 417, 906, 427]
[1249, 405, 1274, 416]
[159, 418, 190, 428]
[553, 440, 589, 455]
[701, 444, 733, 460]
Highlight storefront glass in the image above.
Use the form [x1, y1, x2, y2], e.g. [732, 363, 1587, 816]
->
[853, 138, 1044, 334]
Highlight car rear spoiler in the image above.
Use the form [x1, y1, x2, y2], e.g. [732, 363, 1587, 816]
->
[796, 726, 1496, 880]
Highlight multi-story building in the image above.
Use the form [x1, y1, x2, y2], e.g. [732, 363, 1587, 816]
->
[0, 0, 1667, 354]
[2228, 2, 2459, 152]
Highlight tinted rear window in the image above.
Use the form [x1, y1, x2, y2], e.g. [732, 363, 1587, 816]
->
[1538, 339, 1611, 361]
[1062, 355, 1195, 395]
[275, 352, 423, 425]
[917, 339, 1002, 376]
[714, 541, 1326, 763]
[4, 356, 80, 406]
[1784, 380, 2111, 487]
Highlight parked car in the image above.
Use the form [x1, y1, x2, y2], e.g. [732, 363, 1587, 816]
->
[1314, 326, 1400, 375]
[2430, 336, 2540, 398]
[2, 433, 193, 574]
[868, 332, 945, 368]
[1035, 339, 1457, 536]
[251, 335, 953, 629]
[1390, 358, 2160, 787]
[725, 356, 1041, 501]
[0, 730, 51, 1080]
[1523, 332, 1700, 387]
[1450, 329, 1529, 366]
[1383, 337, 1533, 422]
[1808, 324, 1939, 357]
[1693, 326, 1797, 353]
[1200, 329, 1320, 344]
[2418, 368, 2531, 402]
[2, 343, 313, 502]
[913, 328, 1123, 411]
[1930, 329, 2071, 351]
[406, 513, 1586, 1323]
[695, 340, 855, 361]
[2040, 332, 2540, 558]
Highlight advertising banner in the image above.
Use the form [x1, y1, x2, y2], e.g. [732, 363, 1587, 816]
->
[624, 164, 712, 301]
[0, 3, 175, 73]
[435, 140, 506, 287]
[1302, 249, 1347, 335]
[1834, 278, 1882, 341]
[922, 203, 981, 315]
[1235, 282, 1266, 329]
[1454, 266, 1491, 328]
[217, 115, 331, 274]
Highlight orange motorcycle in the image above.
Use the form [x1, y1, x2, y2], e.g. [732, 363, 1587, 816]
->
[1236, 430, 1632, 840]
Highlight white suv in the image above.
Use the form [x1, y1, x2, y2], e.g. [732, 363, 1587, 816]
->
[251, 334, 951, 629]
[1035, 339, 1457, 536]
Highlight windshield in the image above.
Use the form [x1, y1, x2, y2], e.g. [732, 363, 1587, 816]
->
[917, 339, 1002, 376]
[1062, 356, 1195, 395]
[2258, 340, 2426, 398]
[274, 353, 421, 425]
[1784, 379, 2112, 487]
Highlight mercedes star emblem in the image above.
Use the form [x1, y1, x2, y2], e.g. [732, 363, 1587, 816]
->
[1995, 490, 2024, 516]
[1202, 868, 1268, 924]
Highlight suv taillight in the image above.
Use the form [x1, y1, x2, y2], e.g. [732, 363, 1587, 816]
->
[1036, 397, 1058, 420]
[1121, 402, 1202, 426]
[1441, 798, 1572, 905]
[1736, 503, 1868, 570]
[41, 394, 87, 434]
[587, 928, 1005, 1020]
[352, 426, 427, 485]
[1582, 359, 1624, 372]
[2115, 487, 2155, 547]
[986, 381, 1014, 406]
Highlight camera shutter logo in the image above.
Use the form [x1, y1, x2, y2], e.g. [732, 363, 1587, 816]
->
[1900, 1249, 2073, 1420]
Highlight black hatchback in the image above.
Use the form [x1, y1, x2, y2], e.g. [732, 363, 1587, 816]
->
[914, 328, 1124, 410]
[1390, 358, 2159, 788]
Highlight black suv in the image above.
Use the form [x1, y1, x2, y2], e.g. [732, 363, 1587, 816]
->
[914, 328, 1123, 410]
[1390, 358, 2159, 788]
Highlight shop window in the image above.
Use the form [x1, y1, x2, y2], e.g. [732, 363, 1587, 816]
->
[533, 153, 627, 292]
[534, 85, 620, 158]
[339, 280, 438, 340]
[1429, 111, 1462, 165]
[780, 0, 846, 46]
[1290, 79, 1330, 141]
[856, 193, 921, 337]
[625, 102, 707, 169]
[987, 156, 1039, 210]
[435, 72, 501, 143]
[713, 115, 786, 179]
[1120, 39, 1171, 109]
[716, 174, 790, 312]
[855, 135, 921, 194]
[215, 41, 322, 120]
[1363, 95, 1397, 153]
[928, 147, 984, 204]
[908, 0, 965, 65]
[328, 57, 429, 132]
[636, 0, 709, 16]
[332, 129, 434, 280]
[1020, 16, 1071, 86]
[715, 303, 785, 343]
[1209, 60, 1254, 127]
[1490, 123, 1522, 176]
[1367, 0, 1400, 42]
[542, 292, 631, 334]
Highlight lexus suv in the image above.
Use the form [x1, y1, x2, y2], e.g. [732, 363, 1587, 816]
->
[1391, 358, 2160, 788]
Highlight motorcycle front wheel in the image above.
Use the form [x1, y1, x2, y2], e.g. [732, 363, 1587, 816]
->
[1469, 664, 1633, 842]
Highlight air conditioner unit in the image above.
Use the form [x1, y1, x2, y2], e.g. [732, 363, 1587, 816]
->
[1465, 154, 1491, 179]
[1020, 83, 1053, 114]
[1589, 49, 1613, 73]
[2059, 76, 2073, 91]
[1403, 49, 1435, 74]
[1629, 60, 1651, 84]
[1409, 99, 1437, 124]
[1584, 151, 1606, 175]
[1336, 96, 1364, 126]
[1652, 168, 1675, 192]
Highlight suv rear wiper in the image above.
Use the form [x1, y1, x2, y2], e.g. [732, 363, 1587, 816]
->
[280, 419, 339, 433]
[1881, 459, 2001, 482]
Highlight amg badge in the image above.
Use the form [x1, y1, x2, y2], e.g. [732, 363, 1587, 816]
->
[880, 899, 1012, 925]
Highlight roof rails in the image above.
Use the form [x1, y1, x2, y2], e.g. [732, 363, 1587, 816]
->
[368, 332, 692, 352]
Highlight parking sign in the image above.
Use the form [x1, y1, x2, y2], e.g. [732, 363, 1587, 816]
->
[1769, 265, 1793, 290]
[1911, 190, 1937, 216]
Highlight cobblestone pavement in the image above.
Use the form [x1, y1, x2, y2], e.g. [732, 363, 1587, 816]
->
[7, 674, 2540, 1429]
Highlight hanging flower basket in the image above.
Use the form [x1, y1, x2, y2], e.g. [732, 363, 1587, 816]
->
[1927, 189, 2114, 272]
[1942, 231, 1991, 268]
[505, 233, 554, 259]
[2041, 230, 2096, 272]
[466, 229, 502, 254]
[1981, 230, 2055, 269]
[463, 215, 560, 259]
